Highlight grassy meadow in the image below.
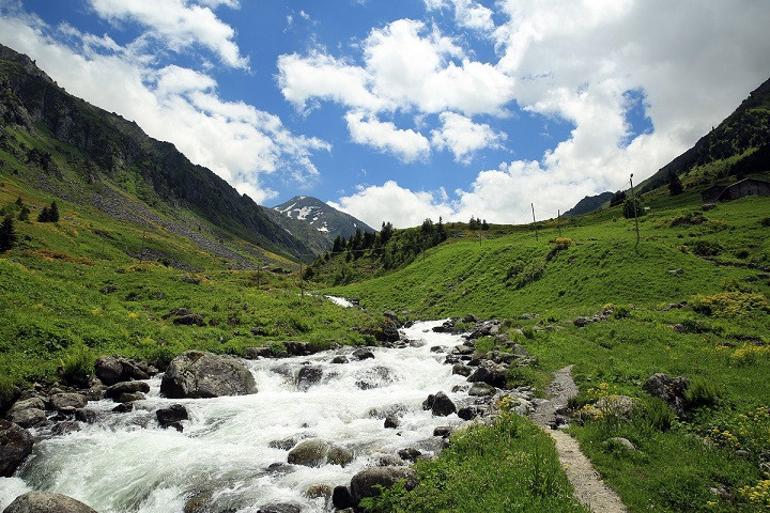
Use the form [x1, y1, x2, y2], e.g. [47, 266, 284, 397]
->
[327, 195, 770, 512]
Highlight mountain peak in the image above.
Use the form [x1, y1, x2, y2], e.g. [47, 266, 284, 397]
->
[273, 195, 374, 240]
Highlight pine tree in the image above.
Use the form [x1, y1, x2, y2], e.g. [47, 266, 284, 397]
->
[332, 235, 343, 253]
[481, 219, 490, 230]
[379, 222, 394, 246]
[18, 206, 29, 221]
[49, 201, 59, 222]
[37, 206, 50, 222]
[0, 215, 16, 252]
[668, 172, 684, 196]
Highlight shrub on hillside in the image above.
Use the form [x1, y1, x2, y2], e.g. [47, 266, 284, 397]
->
[504, 259, 545, 289]
[691, 239, 722, 256]
[623, 197, 644, 219]
[59, 344, 94, 388]
[691, 291, 770, 317]
[684, 378, 720, 409]
[670, 212, 707, 227]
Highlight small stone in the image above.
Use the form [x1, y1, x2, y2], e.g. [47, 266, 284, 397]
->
[384, 415, 399, 429]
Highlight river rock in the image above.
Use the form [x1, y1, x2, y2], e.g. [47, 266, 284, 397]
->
[433, 426, 453, 438]
[268, 432, 312, 450]
[397, 448, 421, 462]
[284, 341, 316, 356]
[643, 373, 689, 416]
[156, 404, 188, 428]
[376, 320, 400, 343]
[467, 363, 508, 388]
[287, 439, 327, 466]
[257, 503, 301, 513]
[351, 348, 375, 360]
[430, 392, 456, 416]
[468, 383, 496, 397]
[350, 466, 416, 504]
[116, 392, 145, 403]
[51, 421, 80, 436]
[8, 408, 46, 428]
[384, 415, 399, 428]
[452, 364, 471, 377]
[354, 366, 394, 390]
[458, 406, 478, 420]
[75, 409, 97, 424]
[331, 355, 348, 364]
[296, 366, 323, 391]
[94, 356, 154, 385]
[287, 439, 352, 467]
[9, 397, 45, 413]
[243, 346, 273, 359]
[0, 420, 33, 477]
[432, 320, 455, 333]
[3, 492, 98, 513]
[303, 483, 332, 499]
[112, 403, 133, 413]
[160, 351, 257, 399]
[104, 381, 150, 400]
[451, 344, 474, 356]
[332, 486, 354, 509]
[49, 393, 87, 411]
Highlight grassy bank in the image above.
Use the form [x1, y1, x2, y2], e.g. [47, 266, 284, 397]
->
[330, 196, 770, 512]
[0, 177, 376, 401]
[365, 413, 588, 513]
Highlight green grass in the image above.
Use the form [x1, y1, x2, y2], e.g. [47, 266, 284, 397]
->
[0, 175, 378, 397]
[364, 413, 588, 513]
[329, 195, 770, 513]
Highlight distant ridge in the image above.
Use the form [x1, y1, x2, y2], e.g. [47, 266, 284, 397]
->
[563, 191, 614, 217]
[273, 195, 375, 242]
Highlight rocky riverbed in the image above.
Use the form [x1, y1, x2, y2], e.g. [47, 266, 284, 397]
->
[0, 319, 535, 513]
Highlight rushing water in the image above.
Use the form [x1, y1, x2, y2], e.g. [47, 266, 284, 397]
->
[0, 321, 475, 513]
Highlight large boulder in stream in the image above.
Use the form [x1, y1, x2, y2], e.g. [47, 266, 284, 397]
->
[430, 392, 456, 416]
[3, 492, 98, 513]
[94, 356, 155, 385]
[287, 439, 353, 467]
[0, 420, 33, 477]
[160, 351, 256, 399]
[350, 466, 416, 505]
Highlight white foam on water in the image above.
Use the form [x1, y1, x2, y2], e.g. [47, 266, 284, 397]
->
[324, 296, 355, 308]
[0, 321, 471, 513]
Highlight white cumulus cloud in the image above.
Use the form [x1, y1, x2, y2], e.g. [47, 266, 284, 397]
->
[431, 111, 506, 163]
[87, 0, 248, 68]
[345, 111, 431, 163]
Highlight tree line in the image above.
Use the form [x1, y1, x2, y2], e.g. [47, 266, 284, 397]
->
[0, 197, 59, 252]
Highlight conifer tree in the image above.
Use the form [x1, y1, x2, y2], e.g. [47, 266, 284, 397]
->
[668, 171, 684, 196]
[0, 215, 16, 252]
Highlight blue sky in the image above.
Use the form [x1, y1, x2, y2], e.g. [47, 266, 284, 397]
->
[1, 1, 769, 226]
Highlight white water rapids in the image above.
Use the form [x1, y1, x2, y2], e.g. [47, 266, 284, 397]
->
[0, 320, 475, 513]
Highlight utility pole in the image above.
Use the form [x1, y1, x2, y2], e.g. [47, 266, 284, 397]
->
[629, 173, 640, 252]
[531, 203, 539, 242]
[557, 209, 562, 237]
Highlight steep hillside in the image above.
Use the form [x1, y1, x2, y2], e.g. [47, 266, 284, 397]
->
[273, 195, 375, 241]
[640, 75, 770, 192]
[564, 191, 614, 217]
[0, 44, 316, 262]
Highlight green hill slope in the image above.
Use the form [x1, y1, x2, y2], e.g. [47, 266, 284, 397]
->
[640, 76, 770, 192]
[0, 44, 317, 262]
[329, 195, 770, 513]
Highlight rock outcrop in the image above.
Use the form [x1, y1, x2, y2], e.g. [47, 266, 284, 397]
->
[0, 420, 33, 477]
[160, 351, 256, 399]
